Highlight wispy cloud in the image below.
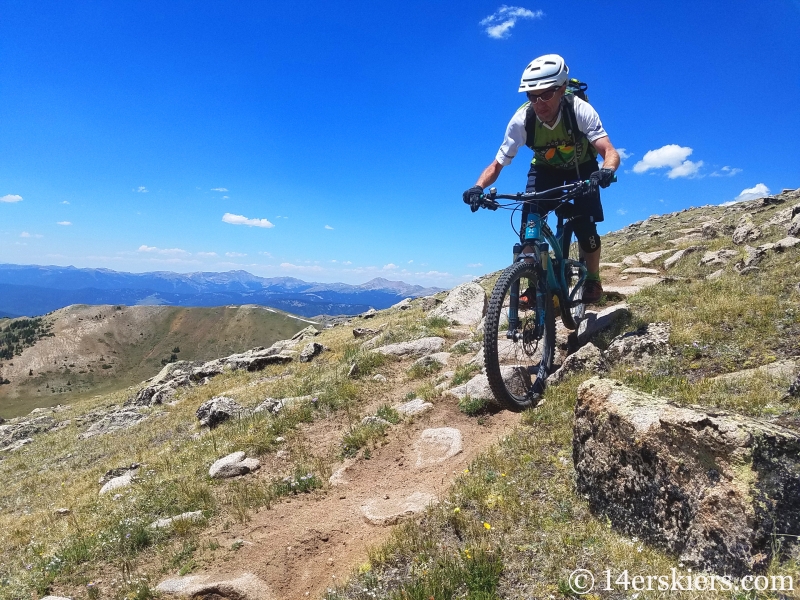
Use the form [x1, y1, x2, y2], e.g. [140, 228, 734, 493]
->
[279, 262, 323, 272]
[632, 145, 703, 179]
[211, 187, 228, 192]
[480, 5, 543, 39]
[20, 232, 43, 238]
[617, 148, 632, 164]
[1, 194, 23, 203]
[197, 251, 218, 257]
[225, 251, 247, 257]
[711, 166, 743, 177]
[135, 186, 148, 193]
[617, 209, 627, 215]
[57, 221, 72, 226]
[324, 225, 334, 230]
[734, 183, 770, 203]
[138, 245, 189, 255]
[467, 262, 483, 268]
[383, 263, 398, 270]
[222, 213, 274, 228]
[61, 200, 70, 205]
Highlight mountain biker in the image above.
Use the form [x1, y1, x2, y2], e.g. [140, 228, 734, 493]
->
[463, 54, 620, 304]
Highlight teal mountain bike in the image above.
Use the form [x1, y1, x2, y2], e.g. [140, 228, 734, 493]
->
[470, 180, 610, 411]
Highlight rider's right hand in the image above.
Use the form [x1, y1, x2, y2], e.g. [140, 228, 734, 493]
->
[463, 185, 484, 212]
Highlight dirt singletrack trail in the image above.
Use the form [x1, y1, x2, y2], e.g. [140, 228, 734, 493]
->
[187, 392, 519, 600]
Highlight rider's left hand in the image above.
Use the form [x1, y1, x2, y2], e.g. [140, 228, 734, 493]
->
[590, 168, 615, 190]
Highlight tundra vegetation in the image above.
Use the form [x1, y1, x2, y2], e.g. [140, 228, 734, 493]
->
[0, 191, 799, 599]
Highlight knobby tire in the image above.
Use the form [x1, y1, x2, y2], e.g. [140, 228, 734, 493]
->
[484, 261, 555, 412]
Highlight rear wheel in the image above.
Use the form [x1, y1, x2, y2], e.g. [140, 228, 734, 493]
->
[483, 261, 555, 412]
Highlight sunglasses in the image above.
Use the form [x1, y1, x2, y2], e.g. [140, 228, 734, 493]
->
[527, 88, 559, 103]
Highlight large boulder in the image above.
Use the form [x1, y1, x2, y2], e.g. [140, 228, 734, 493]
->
[429, 282, 487, 326]
[548, 342, 607, 385]
[604, 322, 671, 368]
[573, 377, 800, 576]
[196, 397, 247, 428]
[575, 303, 630, 346]
[79, 410, 148, 439]
[209, 451, 261, 478]
[372, 337, 445, 358]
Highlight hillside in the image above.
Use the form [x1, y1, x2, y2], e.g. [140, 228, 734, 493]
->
[0, 189, 798, 600]
[0, 267, 444, 318]
[0, 304, 315, 419]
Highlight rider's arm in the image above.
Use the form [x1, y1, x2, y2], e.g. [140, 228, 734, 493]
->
[592, 136, 620, 172]
[477, 160, 504, 188]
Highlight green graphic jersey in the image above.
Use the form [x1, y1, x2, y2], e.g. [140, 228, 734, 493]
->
[528, 107, 597, 170]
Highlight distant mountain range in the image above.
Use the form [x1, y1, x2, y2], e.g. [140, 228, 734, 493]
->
[0, 264, 445, 318]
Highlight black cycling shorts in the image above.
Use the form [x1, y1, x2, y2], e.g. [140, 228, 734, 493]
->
[521, 159, 603, 253]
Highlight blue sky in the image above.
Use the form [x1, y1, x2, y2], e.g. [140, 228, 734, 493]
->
[2, 0, 799, 287]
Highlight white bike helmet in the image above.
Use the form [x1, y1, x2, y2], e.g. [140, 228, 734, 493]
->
[518, 54, 569, 92]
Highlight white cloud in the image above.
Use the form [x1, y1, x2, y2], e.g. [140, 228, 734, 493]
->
[383, 263, 398, 270]
[138, 245, 189, 255]
[617, 209, 627, 215]
[408, 260, 414, 264]
[211, 187, 228, 192]
[711, 166, 743, 177]
[61, 200, 70, 205]
[343, 260, 352, 265]
[197, 251, 218, 257]
[222, 195, 230, 200]
[632, 145, 703, 179]
[467, 262, 483, 268]
[617, 148, 632, 161]
[57, 221, 72, 226]
[222, 213, 274, 228]
[225, 251, 247, 257]
[324, 225, 334, 230]
[135, 186, 148, 193]
[1, 194, 23, 203]
[279, 262, 323, 272]
[259, 251, 273, 257]
[734, 183, 770, 203]
[480, 5, 544, 39]
[20, 232, 42, 238]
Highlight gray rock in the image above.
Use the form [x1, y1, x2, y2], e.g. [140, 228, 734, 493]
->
[548, 343, 607, 385]
[252, 395, 311, 415]
[699, 249, 738, 267]
[395, 398, 434, 416]
[732, 215, 762, 245]
[576, 303, 631, 346]
[429, 282, 487, 326]
[352, 327, 379, 338]
[604, 322, 671, 368]
[788, 373, 800, 398]
[636, 250, 671, 264]
[789, 213, 800, 237]
[0, 415, 57, 449]
[209, 451, 261, 478]
[360, 491, 438, 526]
[298, 342, 324, 363]
[360, 415, 392, 427]
[196, 396, 247, 428]
[446, 366, 528, 403]
[712, 359, 798, 384]
[621, 267, 660, 275]
[41, 596, 73, 600]
[706, 268, 725, 280]
[418, 296, 441, 311]
[99, 472, 134, 495]
[663, 246, 702, 270]
[449, 339, 479, 354]
[373, 374, 387, 382]
[621, 254, 640, 267]
[291, 325, 320, 340]
[373, 336, 446, 358]
[411, 352, 450, 370]
[79, 410, 147, 439]
[773, 236, 800, 251]
[574, 377, 800, 576]
[361, 308, 378, 318]
[413, 427, 463, 468]
[99, 463, 140, 485]
[156, 573, 271, 600]
[467, 347, 485, 369]
[150, 510, 203, 529]
[392, 298, 413, 310]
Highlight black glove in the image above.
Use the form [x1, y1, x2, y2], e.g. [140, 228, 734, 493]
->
[463, 185, 484, 212]
[590, 168, 615, 190]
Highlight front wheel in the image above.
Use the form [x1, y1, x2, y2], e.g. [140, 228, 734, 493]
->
[483, 261, 555, 412]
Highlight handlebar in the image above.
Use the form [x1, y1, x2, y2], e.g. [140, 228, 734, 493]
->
[476, 175, 616, 211]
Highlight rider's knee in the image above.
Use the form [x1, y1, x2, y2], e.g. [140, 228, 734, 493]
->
[579, 232, 601, 254]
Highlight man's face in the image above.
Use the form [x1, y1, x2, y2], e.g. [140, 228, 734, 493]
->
[527, 84, 565, 123]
